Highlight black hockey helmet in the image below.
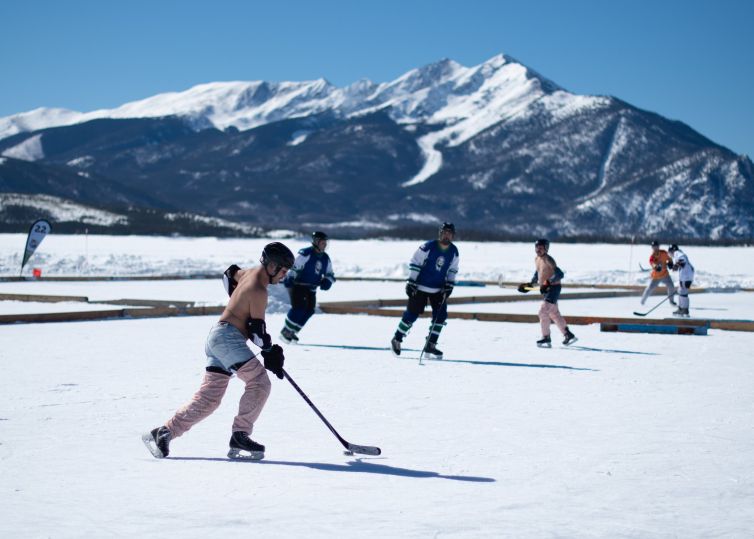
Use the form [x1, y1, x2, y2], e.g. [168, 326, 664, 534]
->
[651, 240, 660, 247]
[260, 242, 294, 270]
[312, 231, 329, 244]
[535, 238, 550, 249]
[668, 244, 679, 253]
[439, 222, 456, 235]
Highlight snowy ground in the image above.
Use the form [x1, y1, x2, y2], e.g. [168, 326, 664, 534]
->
[3, 233, 754, 288]
[1, 235, 754, 537]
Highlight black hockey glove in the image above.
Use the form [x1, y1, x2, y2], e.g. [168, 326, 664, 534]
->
[540, 282, 551, 295]
[654, 264, 662, 272]
[261, 344, 285, 379]
[667, 261, 674, 270]
[405, 280, 418, 297]
[320, 277, 333, 291]
[517, 283, 531, 293]
[443, 282, 454, 298]
[223, 264, 241, 297]
[246, 318, 272, 350]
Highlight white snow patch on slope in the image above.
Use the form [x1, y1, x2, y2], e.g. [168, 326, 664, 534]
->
[163, 212, 254, 233]
[402, 132, 445, 186]
[0, 193, 128, 226]
[288, 130, 310, 146]
[576, 116, 631, 205]
[1, 134, 45, 161]
[387, 212, 438, 222]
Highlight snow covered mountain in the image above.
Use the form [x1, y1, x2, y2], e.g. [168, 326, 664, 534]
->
[1, 54, 752, 240]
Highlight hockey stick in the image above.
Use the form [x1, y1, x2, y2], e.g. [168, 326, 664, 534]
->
[419, 292, 448, 365]
[633, 295, 670, 317]
[638, 263, 650, 272]
[283, 369, 381, 456]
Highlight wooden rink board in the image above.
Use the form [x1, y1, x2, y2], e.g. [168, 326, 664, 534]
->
[318, 304, 753, 331]
[0, 277, 751, 331]
[0, 291, 220, 324]
[319, 287, 754, 333]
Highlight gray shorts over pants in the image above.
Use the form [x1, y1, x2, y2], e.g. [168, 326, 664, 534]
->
[165, 322, 271, 438]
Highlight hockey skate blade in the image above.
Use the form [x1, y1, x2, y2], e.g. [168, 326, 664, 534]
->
[142, 432, 165, 459]
[563, 337, 579, 346]
[536, 343, 552, 349]
[227, 448, 264, 461]
[347, 444, 381, 456]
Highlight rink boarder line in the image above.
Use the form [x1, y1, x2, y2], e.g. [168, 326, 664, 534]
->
[5, 274, 750, 292]
[0, 292, 222, 324]
[318, 304, 754, 332]
[1, 285, 751, 332]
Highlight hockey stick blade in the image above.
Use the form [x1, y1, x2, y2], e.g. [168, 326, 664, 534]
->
[633, 295, 670, 317]
[347, 443, 381, 456]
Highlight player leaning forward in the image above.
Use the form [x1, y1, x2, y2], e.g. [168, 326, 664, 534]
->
[522, 238, 577, 348]
[142, 242, 295, 461]
[390, 222, 459, 359]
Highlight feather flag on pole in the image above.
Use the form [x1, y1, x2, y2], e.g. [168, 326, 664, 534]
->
[21, 219, 52, 275]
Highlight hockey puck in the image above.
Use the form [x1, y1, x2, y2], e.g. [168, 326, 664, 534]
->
[343, 450, 354, 456]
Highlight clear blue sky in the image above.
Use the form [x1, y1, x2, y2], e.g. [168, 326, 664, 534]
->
[2, 0, 752, 157]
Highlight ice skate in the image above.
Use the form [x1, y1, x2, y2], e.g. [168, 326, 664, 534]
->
[280, 327, 298, 344]
[142, 426, 172, 459]
[227, 432, 265, 460]
[562, 328, 578, 346]
[424, 342, 443, 359]
[536, 335, 552, 348]
[390, 337, 402, 356]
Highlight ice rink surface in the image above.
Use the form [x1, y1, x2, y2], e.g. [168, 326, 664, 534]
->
[1, 234, 753, 537]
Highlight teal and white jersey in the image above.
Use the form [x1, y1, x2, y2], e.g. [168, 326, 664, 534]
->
[408, 240, 459, 293]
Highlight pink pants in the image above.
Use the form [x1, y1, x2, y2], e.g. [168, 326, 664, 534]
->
[539, 301, 567, 336]
[166, 358, 271, 438]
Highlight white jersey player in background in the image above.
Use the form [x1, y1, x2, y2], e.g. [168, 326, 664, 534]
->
[668, 244, 695, 316]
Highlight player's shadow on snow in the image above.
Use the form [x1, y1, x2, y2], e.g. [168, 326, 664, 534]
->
[170, 457, 495, 482]
[300, 343, 595, 371]
[301, 343, 394, 352]
[561, 345, 658, 356]
[411, 356, 596, 371]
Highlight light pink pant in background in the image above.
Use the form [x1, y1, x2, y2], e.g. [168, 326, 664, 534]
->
[166, 358, 271, 437]
[539, 301, 567, 336]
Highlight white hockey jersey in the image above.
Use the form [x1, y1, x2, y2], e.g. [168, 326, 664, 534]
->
[672, 250, 695, 282]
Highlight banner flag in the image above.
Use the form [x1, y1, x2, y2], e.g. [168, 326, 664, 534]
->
[21, 219, 52, 273]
